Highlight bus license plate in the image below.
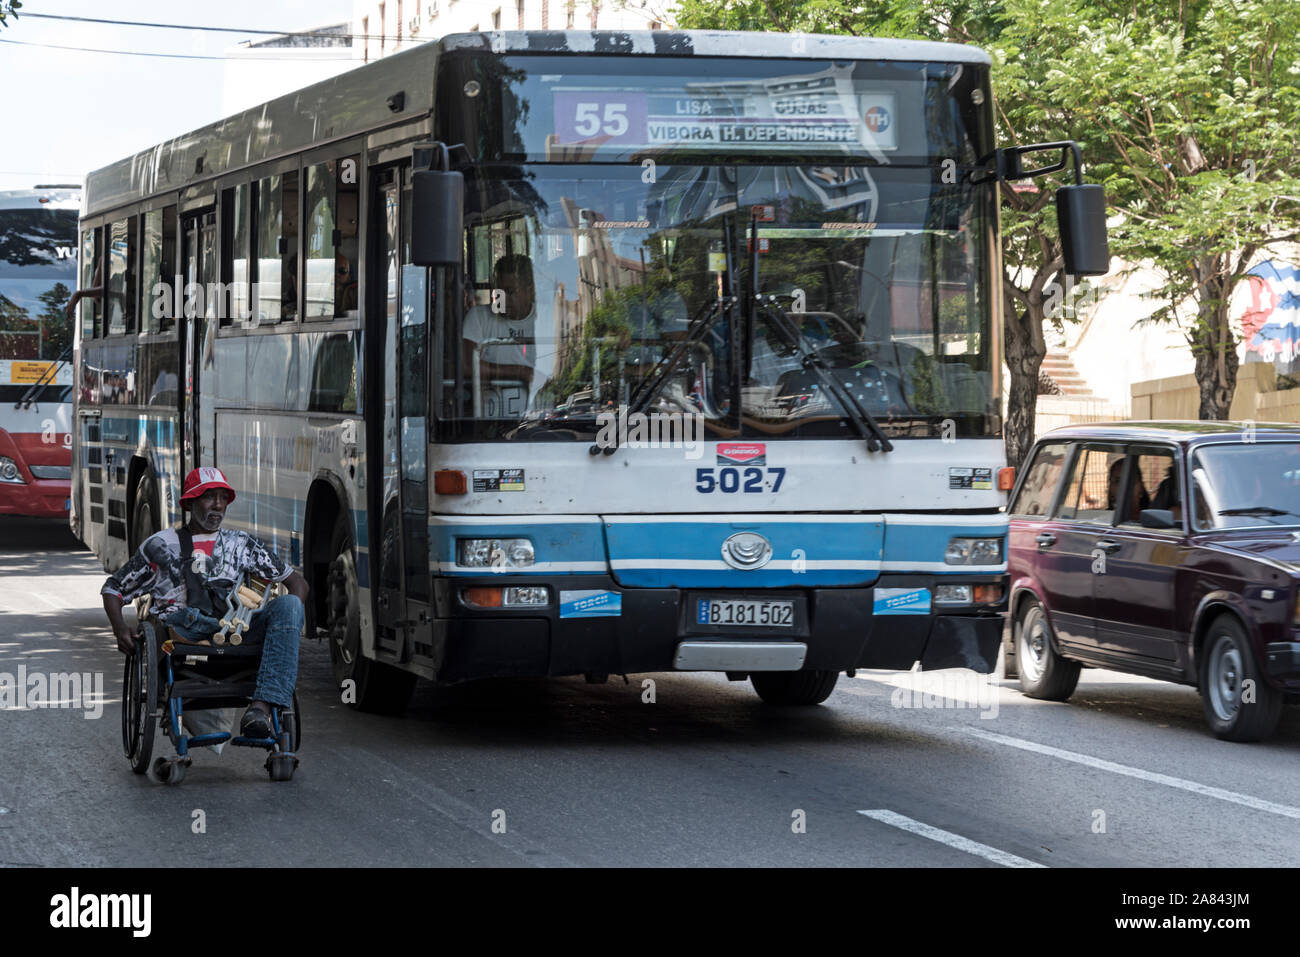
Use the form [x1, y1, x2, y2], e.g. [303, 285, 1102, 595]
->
[696, 599, 794, 627]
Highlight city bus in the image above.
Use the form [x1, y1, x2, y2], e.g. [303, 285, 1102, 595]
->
[1, 187, 79, 519]
[74, 31, 1106, 711]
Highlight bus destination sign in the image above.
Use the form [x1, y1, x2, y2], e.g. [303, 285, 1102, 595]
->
[553, 86, 898, 152]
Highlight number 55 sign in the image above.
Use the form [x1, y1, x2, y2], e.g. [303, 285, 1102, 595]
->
[554, 92, 646, 145]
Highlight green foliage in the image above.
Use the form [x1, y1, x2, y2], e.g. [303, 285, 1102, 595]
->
[676, 0, 1300, 421]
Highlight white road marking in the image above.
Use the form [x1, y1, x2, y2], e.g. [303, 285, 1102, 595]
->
[857, 809, 1046, 868]
[965, 727, 1300, 820]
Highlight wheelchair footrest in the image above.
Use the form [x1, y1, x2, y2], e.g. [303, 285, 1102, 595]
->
[231, 735, 277, 748]
[187, 732, 232, 746]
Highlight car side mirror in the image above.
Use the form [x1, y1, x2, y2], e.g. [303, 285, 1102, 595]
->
[410, 168, 464, 267]
[1056, 184, 1110, 278]
[1139, 508, 1176, 529]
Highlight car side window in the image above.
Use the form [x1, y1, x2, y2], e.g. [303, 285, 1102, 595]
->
[1119, 451, 1178, 527]
[1009, 443, 1069, 517]
[1056, 445, 1122, 525]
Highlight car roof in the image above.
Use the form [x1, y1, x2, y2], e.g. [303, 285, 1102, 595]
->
[1037, 420, 1300, 447]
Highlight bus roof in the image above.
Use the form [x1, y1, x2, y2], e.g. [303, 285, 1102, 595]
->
[84, 29, 990, 219]
[441, 29, 992, 64]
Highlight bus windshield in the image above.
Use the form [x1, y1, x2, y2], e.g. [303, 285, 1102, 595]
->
[0, 205, 78, 360]
[436, 54, 998, 441]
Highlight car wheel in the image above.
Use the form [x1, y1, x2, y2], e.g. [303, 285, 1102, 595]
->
[325, 514, 416, 714]
[1199, 615, 1283, 742]
[1015, 597, 1080, 701]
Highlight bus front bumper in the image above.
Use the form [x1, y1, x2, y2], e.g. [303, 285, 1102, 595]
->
[0, 477, 71, 519]
[428, 575, 1006, 684]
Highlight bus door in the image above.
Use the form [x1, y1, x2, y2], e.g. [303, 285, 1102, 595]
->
[368, 164, 431, 662]
[180, 209, 217, 473]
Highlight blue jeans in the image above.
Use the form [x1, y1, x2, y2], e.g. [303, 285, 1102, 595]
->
[168, 595, 302, 709]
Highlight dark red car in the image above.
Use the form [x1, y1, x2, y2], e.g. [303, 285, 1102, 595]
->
[1005, 422, 1300, 741]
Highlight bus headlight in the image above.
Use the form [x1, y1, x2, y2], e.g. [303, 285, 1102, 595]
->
[934, 583, 1004, 605]
[457, 538, 535, 568]
[461, 586, 550, 608]
[0, 457, 24, 484]
[944, 537, 1002, 565]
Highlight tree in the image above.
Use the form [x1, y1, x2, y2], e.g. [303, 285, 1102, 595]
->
[1047, 0, 1300, 419]
[673, 0, 1113, 467]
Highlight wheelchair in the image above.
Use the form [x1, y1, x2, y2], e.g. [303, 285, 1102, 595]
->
[120, 585, 301, 784]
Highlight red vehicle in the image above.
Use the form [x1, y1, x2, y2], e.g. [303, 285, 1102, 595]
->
[0, 187, 79, 519]
[1006, 422, 1300, 742]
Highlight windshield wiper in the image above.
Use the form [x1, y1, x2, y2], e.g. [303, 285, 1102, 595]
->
[13, 344, 71, 411]
[1218, 506, 1300, 520]
[747, 210, 892, 453]
[589, 294, 734, 455]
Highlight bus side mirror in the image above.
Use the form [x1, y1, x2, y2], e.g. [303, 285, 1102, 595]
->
[411, 169, 464, 267]
[1056, 184, 1110, 278]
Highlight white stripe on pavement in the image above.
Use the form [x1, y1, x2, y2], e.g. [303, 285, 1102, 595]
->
[857, 809, 1047, 868]
[965, 727, 1300, 820]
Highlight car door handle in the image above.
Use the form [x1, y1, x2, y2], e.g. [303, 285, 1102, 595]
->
[1035, 532, 1057, 548]
[1094, 540, 1122, 554]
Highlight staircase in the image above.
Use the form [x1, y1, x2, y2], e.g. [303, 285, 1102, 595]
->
[1040, 350, 1095, 398]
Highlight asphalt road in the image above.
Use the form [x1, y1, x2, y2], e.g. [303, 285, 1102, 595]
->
[2, 514, 1298, 868]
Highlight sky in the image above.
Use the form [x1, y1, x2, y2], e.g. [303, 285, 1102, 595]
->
[0, 0, 356, 192]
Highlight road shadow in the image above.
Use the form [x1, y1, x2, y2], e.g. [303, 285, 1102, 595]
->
[0, 516, 86, 554]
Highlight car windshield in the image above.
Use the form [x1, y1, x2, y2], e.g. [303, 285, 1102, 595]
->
[0, 207, 78, 360]
[433, 52, 998, 442]
[1191, 442, 1300, 529]
[434, 164, 997, 441]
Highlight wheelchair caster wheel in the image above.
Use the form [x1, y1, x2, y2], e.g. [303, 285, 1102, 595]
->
[152, 756, 188, 786]
[267, 753, 298, 782]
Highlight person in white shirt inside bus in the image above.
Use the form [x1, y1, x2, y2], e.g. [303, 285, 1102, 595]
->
[462, 252, 538, 416]
[101, 467, 309, 740]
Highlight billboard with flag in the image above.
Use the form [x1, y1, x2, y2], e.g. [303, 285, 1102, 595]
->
[1242, 261, 1300, 373]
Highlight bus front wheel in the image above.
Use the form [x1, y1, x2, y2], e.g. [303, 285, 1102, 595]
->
[325, 515, 416, 715]
[751, 669, 839, 706]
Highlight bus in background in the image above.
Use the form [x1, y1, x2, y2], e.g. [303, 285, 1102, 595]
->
[0, 187, 79, 519]
[74, 32, 1107, 711]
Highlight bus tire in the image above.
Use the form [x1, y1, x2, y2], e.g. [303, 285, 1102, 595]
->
[751, 669, 839, 706]
[1015, 597, 1080, 701]
[130, 472, 160, 552]
[325, 514, 416, 715]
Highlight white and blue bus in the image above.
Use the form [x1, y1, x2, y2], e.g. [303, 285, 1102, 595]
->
[73, 31, 1106, 710]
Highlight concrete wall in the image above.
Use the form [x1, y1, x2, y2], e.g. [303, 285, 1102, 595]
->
[1130, 361, 1300, 423]
[1034, 396, 1129, 436]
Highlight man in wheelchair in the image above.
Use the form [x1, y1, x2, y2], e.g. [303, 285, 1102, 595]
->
[102, 467, 309, 743]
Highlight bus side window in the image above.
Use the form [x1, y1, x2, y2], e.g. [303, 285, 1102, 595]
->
[80, 226, 102, 341]
[159, 206, 177, 333]
[303, 156, 359, 320]
[255, 173, 299, 324]
[107, 217, 136, 336]
[222, 184, 252, 326]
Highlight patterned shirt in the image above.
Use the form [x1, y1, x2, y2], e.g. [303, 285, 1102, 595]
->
[102, 528, 292, 625]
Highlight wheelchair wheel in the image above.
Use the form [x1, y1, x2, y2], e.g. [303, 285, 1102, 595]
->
[283, 690, 301, 753]
[121, 622, 161, 774]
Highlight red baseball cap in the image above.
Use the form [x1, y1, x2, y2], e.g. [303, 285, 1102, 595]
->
[180, 466, 236, 504]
